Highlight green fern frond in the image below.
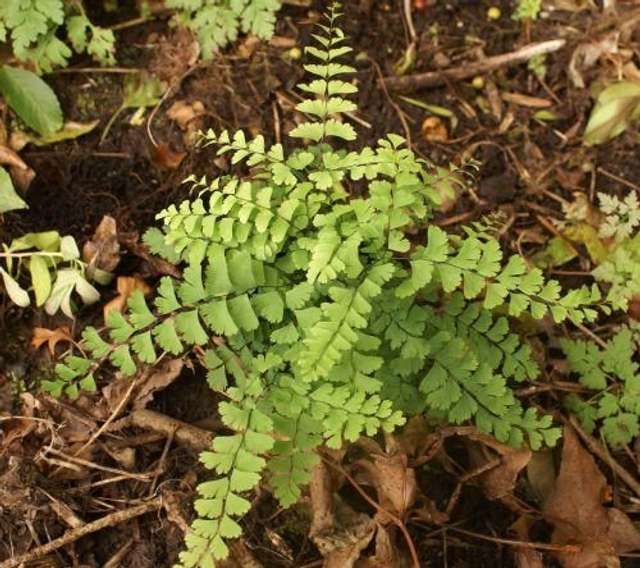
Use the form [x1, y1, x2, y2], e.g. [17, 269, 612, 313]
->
[561, 326, 639, 447]
[166, 0, 282, 58]
[0, 0, 115, 72]
[291, 3, 357, 144]
[44, 5, 618, 565]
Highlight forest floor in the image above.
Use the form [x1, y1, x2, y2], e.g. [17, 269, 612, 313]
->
[1, 1, 639, 567]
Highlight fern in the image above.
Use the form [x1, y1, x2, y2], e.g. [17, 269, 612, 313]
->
[598, 190, 640, 242]
[561, 326, 639, 448]
[48, 5, 607, 564]
[0, 1, 115, 73]
[592, 232, 640, 311]
[513, 0, 542, 20]
[166, 0, 281, 58]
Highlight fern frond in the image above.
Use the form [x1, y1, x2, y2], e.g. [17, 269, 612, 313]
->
[291, 3, 357, 144]
[167, 0, 282, 58]
[44, 6, 622, 566]
[561, 326, 639, 447]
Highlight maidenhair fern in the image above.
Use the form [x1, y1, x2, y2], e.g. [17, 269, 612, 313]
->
[0, 1, 115, 73]
[513, 0, 542, 20]
[49, 5, 604, 565]
[166, 0, 281, 57]
[562, 325, 639, 448]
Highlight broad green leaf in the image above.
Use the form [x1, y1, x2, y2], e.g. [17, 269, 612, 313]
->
[584, 80, 640, 146]
[0, 267, 30, 307]
[28, 120, 100, 146]
[0, 65, 63, 135]
[29, 255, 51, 306]
[0, 166, 27, 213]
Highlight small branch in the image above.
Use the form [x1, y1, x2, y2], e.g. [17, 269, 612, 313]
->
[382, 40, 567, 92]
[122, 409, 216, 452]
[403, 0, 418, 45]
[0, 497, 163, 568]
[565, 415, 640, 498]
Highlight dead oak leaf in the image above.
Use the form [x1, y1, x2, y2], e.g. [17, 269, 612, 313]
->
[132, 358, 184, 410]
[103, 275, 153, 320]
[32, 326, 75, 356]
[83, 215, 121, 282]
[167, 100, 205, 130]
[466, 432, 532, 503]
[309, 452, 376, 568]
[543, 426, 640, 568]
[0, 143, 35, 191]
[354, 439, 418, 519]
[150, 142, 186, 171]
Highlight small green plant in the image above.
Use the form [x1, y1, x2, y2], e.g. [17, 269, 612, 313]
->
[584, 80, 640, 146]
[591, 191, 640, 311]
[513, 0, 541, 20]
[166, 0, 281, 57]
[598, 190, 640, 242]
[527, 54, 547, 80]
[0, 0, 115, 73]
[592, 233, 640, 311]
[49, 5, 605, 565]
[0, 231, 99, 318]
[562, 326, 639, 447]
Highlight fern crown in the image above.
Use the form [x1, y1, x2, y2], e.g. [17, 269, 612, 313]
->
[49, 5, 602, 566]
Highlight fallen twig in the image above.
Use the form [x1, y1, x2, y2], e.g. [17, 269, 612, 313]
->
[565, 416, 640, 498]
[118, 409, 216, 452]
[382, 40, 567, 92]
[0, 497, 163, 568]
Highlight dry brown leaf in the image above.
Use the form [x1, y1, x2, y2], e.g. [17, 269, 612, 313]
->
[167, 100, 205, 130]
[83, 215, 121, 281]
[31, 326, 74, 356]
[511, 516, 544, 568]
[568, 33, 619, 89]
[150, 142, 187, 170]
[543, 426, 640, 568]
[103, 275, 153, 319]
[310, 451, 346, 538]
[309, 453, 376, 568]
[526, 450, 556, 502]
[385, 415, 434, 458]
[502, 92, 552, 108]
[355, 449, 418, 520]
[0, 143, 35, 192]
[132, 358, 184, 410]
[102, 443, 136, 470]
[466, 431, 532, 503]
[421, 116, 448, 143]
[356, 524, 413, 568]
[0, 143, 29, 170]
